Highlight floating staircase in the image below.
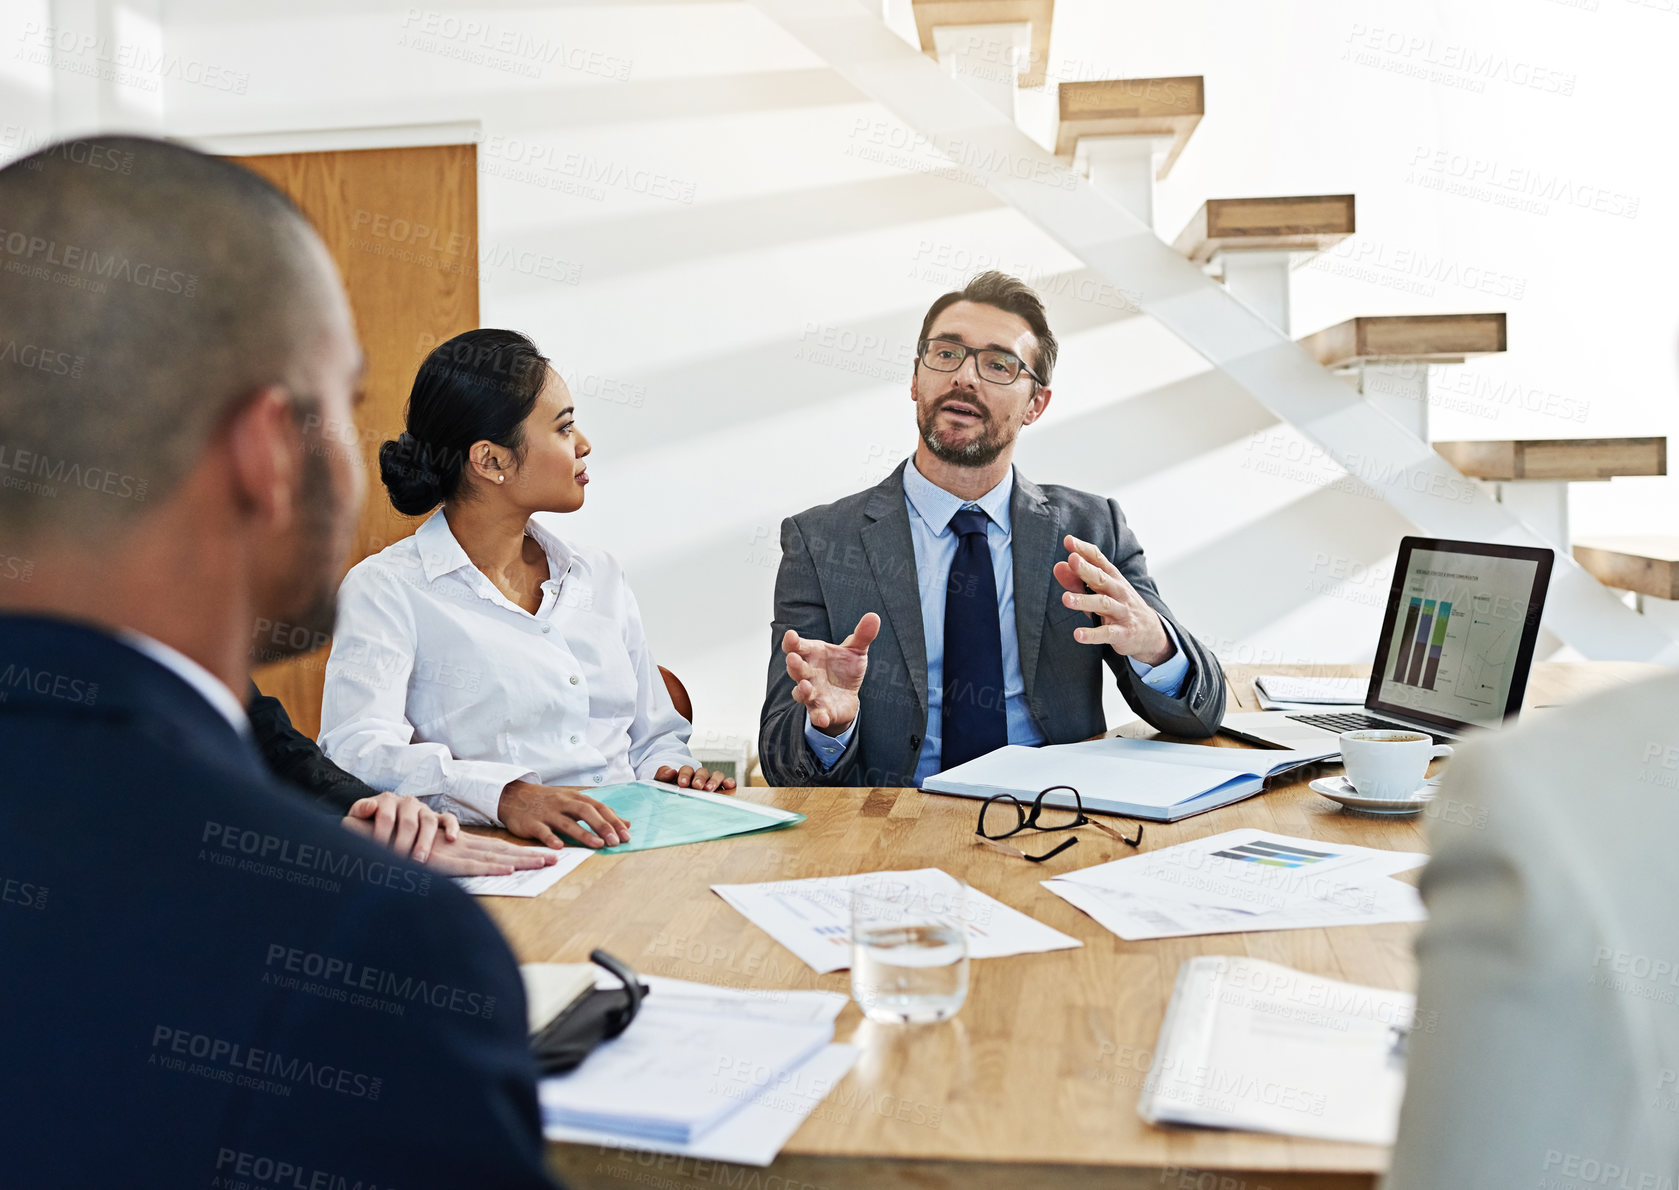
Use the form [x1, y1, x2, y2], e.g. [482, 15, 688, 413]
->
[755, 0, 1679, 662]
[908, 0, 1054, 112]
[1173, 195, 1355, 334]
[1053, 76, 1202, 229]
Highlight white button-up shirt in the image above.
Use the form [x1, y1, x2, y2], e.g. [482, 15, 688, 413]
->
[318, 510, 696, 825]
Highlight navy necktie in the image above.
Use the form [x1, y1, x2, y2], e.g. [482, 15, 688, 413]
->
[941, 506, 1008, 771]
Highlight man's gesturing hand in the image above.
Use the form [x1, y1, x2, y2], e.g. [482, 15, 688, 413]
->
[782, 612, 881, 736]
[1053, 535, 1173, 665]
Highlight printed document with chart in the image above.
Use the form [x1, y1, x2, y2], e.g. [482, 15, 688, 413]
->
[1140, 955, 1416, 1144]
[1044, 830, 1428, 940]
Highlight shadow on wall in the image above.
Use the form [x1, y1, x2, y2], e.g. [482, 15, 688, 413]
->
[1153, 483, 1413, 650]
[570, 264, 1148, 455]
[1016, 368, 1279, 497]
[490, 172, 1001, 295]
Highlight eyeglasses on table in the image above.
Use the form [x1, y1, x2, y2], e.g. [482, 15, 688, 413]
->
[973, 784, 1143, 863]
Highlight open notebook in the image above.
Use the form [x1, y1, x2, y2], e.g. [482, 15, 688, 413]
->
[921, 737, 1335, 822]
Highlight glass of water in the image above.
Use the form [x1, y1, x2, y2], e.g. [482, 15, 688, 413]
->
[849, 875, 970, 1025]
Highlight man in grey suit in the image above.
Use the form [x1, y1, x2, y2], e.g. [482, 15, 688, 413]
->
[759, 271, 1224, 788]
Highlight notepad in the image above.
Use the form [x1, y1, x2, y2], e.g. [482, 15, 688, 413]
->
[922, 737, 1336, 822]
[561, 782, 804, 853]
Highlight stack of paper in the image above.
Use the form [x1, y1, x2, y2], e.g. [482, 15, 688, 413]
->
[1140, 955, 1415, 1144]
[712, 868, 1081, 973]
[921, 737, 1336, 822]
[1044, 830, 1426, 940]
[539, 976, 858, 1166]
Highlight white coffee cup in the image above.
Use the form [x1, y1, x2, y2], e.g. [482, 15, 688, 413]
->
[1338, 729, 1453, 800]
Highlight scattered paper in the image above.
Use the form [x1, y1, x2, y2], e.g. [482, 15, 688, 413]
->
[1045, 830, 1427, 940]
[453, 847, 591, 897]
[712, 867, 1080, 974]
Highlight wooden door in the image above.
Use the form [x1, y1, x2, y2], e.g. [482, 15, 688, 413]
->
[233, 144, 479, 737]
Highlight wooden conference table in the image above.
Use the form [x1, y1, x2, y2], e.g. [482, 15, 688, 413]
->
[481, 662, 1660, 1190]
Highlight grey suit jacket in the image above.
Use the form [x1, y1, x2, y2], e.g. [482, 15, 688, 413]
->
[1384, 673, 1679, 1190]
[758, 461, 1225, 787]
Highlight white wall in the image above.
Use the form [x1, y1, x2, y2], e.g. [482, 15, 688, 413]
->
[6, 0, 1676, 744]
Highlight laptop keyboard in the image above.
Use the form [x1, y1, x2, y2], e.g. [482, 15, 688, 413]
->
[1286, 712, 1447, 744]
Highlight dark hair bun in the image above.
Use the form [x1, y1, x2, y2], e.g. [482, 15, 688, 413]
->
[385, 329, 550, 517]
[378, 432, 450, 516]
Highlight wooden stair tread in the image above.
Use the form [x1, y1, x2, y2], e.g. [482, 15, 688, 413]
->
[1435, 437, 1666, 482]
[1053, 76, 1204, 177]
[1173, 195, 1356, 264]
[1302, 313, 1506, 368]
[911, 0, 1054, 89]
[1573, 536, 1679, 600]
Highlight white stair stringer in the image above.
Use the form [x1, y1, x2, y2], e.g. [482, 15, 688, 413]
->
[753, 0, 1679, 664]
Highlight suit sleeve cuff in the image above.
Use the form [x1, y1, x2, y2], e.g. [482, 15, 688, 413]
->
[1129, 617, 1191, 697]
[803, 709, 858, 771]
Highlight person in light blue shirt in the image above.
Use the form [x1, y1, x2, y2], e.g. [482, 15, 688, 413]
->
[759, 272, 1224, 789]
[806, 458, 1192, 785]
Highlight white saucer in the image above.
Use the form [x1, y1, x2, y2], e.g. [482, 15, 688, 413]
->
[1309, 775, 1438, 816]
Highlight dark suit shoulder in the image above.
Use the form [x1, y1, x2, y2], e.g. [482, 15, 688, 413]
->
[0, 698, 550, 1187]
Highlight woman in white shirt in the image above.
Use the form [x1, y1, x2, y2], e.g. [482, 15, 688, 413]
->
[319, 328, 733, 850]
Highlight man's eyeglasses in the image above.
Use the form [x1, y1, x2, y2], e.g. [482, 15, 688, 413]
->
[918, 338, 1044, 386]
[973, 785, 1143, 863]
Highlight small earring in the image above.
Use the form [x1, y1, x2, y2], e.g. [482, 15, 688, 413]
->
[496, 475, 505, 483]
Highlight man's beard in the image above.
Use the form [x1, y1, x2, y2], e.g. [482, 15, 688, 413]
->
[252, 439, 343, 666]
[916, 395, 1016, 468]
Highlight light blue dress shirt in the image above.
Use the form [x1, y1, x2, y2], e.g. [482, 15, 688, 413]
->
[805, 460, 1189, 783]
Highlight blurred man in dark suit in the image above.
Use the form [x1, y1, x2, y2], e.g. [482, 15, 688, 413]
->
[0, 136, 555, 1188]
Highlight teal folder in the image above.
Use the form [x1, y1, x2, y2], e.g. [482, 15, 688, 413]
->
[560, 782, 805, 854]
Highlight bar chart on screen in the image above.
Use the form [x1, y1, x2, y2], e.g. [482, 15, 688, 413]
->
[1391, 595, 1456, 692]
[1375, 544, 1543, 727]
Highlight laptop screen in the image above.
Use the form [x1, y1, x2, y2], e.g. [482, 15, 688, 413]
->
[1367, 538, 1554, 733]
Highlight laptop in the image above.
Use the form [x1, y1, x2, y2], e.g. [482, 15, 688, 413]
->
[1222, 536, 1554, 749]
